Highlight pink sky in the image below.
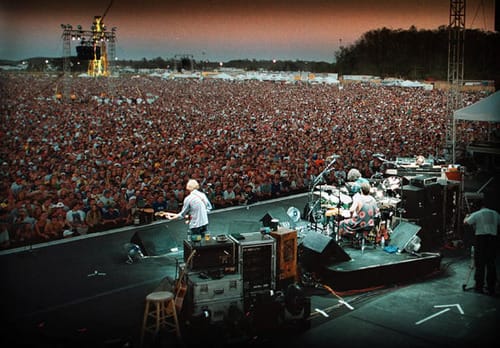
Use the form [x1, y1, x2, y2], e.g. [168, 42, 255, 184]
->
[0, 0, 495, 62]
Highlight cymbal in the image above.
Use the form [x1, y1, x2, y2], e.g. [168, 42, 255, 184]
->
[382, 176, 401, 190]
[329, 195, 340, 204]
[340, 193, 352, 204]
[317, 184, 336, 191]
[378, 197, 401, 207]
[313, 191, 331, 199]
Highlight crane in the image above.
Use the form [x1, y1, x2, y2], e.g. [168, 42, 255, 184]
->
[87, 0, 115, 77]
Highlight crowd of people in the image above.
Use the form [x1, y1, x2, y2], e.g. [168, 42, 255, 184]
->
[0, 71, 495, 249]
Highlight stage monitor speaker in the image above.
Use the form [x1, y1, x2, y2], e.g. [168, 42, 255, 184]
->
[130, 225, 178, 256]
[260, 207, 293, 229]
[300, 232, 351, 262]
[389, 220, 421, 251]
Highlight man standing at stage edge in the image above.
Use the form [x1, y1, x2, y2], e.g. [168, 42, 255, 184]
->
[167, 179, 212, 240]
[463, 198, 500, 296]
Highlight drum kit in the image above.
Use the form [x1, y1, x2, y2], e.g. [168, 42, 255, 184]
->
[308, 176, 403, 238]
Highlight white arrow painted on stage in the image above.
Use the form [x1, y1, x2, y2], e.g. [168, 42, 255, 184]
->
[415, 304, 464, 325]
[434, 304, 464, 314]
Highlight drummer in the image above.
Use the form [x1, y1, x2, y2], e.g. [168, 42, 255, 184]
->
[345, 168, 369, 196]
[338, 181, 380, 238]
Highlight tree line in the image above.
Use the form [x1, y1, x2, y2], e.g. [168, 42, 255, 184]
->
[8, 26, 499, 81]
[335, 26, 500, 81]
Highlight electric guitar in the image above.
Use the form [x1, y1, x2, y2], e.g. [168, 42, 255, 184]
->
[154, 211, 177, 219]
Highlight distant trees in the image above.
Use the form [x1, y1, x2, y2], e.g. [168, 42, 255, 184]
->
[335, 26, 500, 80]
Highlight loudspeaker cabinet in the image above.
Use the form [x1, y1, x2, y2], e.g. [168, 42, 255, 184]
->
[270, 227, 298, 285]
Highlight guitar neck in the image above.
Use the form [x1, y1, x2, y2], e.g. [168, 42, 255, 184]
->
[154, 211, 176, 219]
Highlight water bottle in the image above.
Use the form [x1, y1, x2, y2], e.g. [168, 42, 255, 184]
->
[381, 236, 385, 248]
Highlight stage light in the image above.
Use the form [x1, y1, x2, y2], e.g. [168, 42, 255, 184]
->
[287, 206, 301, 223]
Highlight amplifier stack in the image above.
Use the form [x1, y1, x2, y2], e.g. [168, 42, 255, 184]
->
[180, 230, 307, 330]
[229, 232, 277, 295]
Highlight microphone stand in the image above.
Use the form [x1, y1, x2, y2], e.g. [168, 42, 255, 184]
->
[309, 157, 337, 233]
[375, 156, 405, 229]
[333, 177, 344, 240]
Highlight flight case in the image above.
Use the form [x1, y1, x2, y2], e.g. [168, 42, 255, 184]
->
[229, 232, 276, 293]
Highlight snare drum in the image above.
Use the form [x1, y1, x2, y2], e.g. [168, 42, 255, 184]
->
[325, 208, 351, 220]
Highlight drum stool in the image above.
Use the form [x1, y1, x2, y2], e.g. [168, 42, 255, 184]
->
[355, 225, 376, 254]
[140, 291, 180, 347]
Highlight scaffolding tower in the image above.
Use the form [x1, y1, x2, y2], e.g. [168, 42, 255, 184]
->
[446, 0, 466, 164]
[60, 24, 117, 99]
[60, 1, 116, 100]
[445, 0, 467, 242]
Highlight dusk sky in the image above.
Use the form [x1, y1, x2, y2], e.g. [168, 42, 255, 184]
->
[0, 0, 495, 62]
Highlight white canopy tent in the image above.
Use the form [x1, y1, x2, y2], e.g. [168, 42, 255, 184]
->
[452, 91, 500, 162]
[453, 90, 500, 122]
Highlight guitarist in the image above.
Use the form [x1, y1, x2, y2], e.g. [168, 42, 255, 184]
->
[166, 179, 213, 240]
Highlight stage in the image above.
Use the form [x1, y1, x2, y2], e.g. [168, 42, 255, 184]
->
[2, 173, 499, 347]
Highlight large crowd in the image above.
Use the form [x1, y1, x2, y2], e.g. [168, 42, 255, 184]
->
[0, 72, 495, 249]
